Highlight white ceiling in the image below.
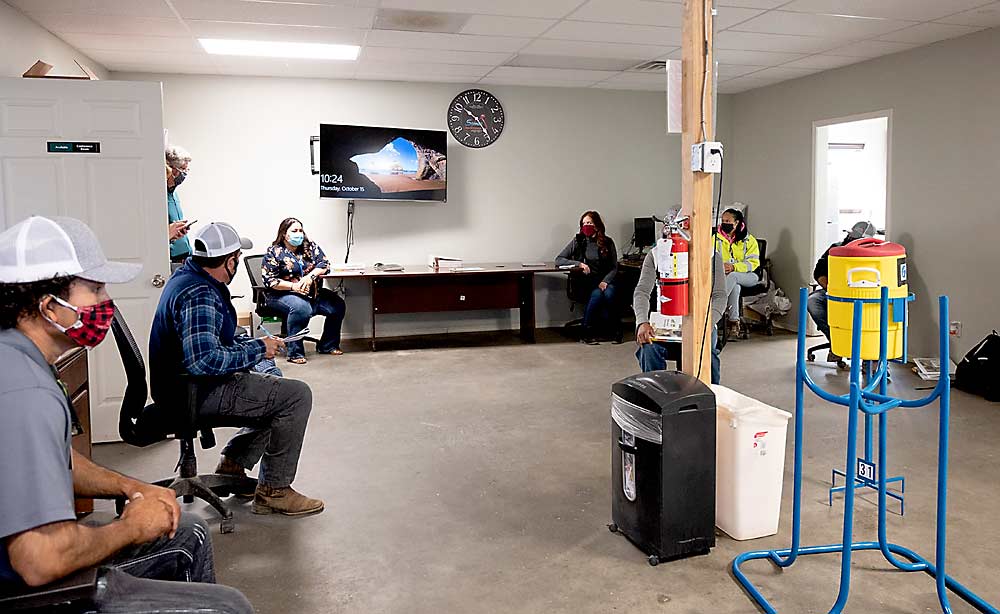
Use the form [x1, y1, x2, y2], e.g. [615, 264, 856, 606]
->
[7, 0, 1000, 93]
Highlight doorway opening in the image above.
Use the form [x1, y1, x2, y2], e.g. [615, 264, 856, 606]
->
[812, 112, 891, 265]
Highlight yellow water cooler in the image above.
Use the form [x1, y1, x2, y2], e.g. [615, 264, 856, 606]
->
[827, 238, 908, 360]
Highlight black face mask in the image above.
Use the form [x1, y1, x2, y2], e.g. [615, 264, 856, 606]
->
[225, 257, 239, 284]
[720, 222, 735, 234]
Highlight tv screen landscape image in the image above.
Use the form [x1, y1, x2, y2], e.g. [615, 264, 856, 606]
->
[319, 124, 447, 202]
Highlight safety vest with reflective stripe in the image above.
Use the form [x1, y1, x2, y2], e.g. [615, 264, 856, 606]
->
[714, 233, 760, 273]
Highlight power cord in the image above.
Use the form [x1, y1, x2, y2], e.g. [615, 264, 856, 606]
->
[336, 200, 356, 295]
[695, 151, 724, 382]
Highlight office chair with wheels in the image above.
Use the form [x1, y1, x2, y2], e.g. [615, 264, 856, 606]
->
[734, 237, 774, 338]
[110, 312, 257, 534]
[243, 254, 321, 344]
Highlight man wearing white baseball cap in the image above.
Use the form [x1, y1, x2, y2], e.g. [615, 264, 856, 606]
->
[149, 222, 324, 517]
[0, 216, 252, 613]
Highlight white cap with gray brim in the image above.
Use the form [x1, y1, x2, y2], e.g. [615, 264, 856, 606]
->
[190, 222, 253, 257]
[0, 216, 141, 284]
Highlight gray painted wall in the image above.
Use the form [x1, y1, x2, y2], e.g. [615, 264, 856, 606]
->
[727, 27, 999, 359]
[113, 72, 701, 339]
[0, 1, 109, 79]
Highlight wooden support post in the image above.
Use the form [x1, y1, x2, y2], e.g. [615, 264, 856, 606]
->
[681, 0, 715, 385]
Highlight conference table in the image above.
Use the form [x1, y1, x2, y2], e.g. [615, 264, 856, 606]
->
[323, 262, 565, 350]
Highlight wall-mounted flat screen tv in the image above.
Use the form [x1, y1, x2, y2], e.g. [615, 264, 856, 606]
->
[319, 124, 447, 202]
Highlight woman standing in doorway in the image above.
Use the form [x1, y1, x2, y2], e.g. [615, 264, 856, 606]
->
[556, 210, 619, 343]
[262, 217, 346, 364]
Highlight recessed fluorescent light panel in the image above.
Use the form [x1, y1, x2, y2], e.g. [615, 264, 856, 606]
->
[199, 38, 360, 61]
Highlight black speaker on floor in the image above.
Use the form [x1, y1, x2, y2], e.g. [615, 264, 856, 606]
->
[609, 371, 716, 566]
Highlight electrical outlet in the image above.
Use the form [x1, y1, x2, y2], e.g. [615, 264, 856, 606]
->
[949, 321, 962, 337]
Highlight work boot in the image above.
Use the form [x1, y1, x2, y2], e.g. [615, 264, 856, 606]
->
[252, 485, 325, 517]
[214, 457, 257, 498]
[826, 351, 841, 363]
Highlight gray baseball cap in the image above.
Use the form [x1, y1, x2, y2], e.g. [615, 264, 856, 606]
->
[190, 222, 252, 257]
[0, 216, 141, 284]
[847, 221, 876, 240]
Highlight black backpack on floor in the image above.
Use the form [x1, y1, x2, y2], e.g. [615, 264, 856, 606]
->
[955, 331, 1000, 402]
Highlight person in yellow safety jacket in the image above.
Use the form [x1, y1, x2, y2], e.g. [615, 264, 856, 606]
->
[714, 208, 760, 332]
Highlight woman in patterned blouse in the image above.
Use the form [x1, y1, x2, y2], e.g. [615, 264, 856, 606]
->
[262, 217, 346, 364]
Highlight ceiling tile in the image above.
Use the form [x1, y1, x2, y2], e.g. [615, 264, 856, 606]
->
[361, 47, 511, 66]
[590, 71, 666, 90]
[730, 11, 917, 39]
[781, 54, 863, 69]
[486, 65, 619, 82]
[877, 22, 983, 44]
[520, 38, 674, 59]
[716, 0, 793, 8]
[544, 21, 681, 46]
[714, 31, 840, 54]
[935, 2, 1000, 27]
[185, 21, 366, 45]
[82, 49, 213, 68]
[10, 0, 174, 18]
[460, 15, 557, 38]
[824, 39, 918, 57]
[170, 0, 375, 29]
[567, 0, 683, 27]
[507, 54, 639, 71]
[377, 0, 587, 19]
[365, 30, 530, 53]
[717, 74, 786, 92]
[716, 63, 767, 79]
[715, 7, 768, 30]
[214, 57, 359, 79]
[747, 65, 822, 80]
[712, 48, 808, 65]
[779, 0, 990, 22]
[20, 13, 182, 36]
[358, 61, 492, 78]
[60, 33, 200, 53]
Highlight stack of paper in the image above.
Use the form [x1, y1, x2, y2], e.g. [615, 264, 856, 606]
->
[329, 262, 366, 271]
[429, 255, 462, 269]
[912, 357, 957, 381]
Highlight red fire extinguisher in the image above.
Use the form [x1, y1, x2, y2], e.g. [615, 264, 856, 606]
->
[658, 230, 689, 317]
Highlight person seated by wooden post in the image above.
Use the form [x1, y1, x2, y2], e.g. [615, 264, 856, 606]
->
[714, 208, 760, 338]
[0, 215, 252, 614]
[633, 234, 727, 383]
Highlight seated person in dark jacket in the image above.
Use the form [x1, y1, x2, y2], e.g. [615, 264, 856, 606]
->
[555, 210, 619, 343]
[808, 221, 875, 362]
[149, 222, 324, 517]
[262, 217, 346, 365]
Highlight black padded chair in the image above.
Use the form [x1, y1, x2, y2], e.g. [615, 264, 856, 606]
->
[110, 312, 257, 534]
[735, 237, 775, 337]
[0, 568, 99, 612]
[243, 254, 320, 345]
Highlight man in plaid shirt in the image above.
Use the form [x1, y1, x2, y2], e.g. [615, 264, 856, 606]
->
[149, 223, 324, 517]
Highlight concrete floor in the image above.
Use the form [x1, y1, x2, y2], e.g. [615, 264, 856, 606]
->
[95, 330, 1000, 614]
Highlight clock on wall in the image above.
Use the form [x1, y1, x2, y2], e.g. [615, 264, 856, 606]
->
[447, 89, 504, 148]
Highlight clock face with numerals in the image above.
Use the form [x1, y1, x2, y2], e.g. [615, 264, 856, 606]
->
[447, 89, 504, 148]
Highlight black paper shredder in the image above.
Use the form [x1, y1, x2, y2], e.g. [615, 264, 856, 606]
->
[609, 370, 716, 566]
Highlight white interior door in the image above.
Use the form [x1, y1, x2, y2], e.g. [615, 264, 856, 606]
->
[0, 77, 167, 442]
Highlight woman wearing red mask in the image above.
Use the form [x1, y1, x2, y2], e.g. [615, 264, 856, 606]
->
[555, 211, 619, 343]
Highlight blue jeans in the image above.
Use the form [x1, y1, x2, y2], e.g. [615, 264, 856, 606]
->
[89, 513, 253, 613]
[725, 271, 760, 320]
[266, 288, 346, 359]
[583, 283, 617, 333]
[635, 327, 720, 384]
[807, 288, 830, 339]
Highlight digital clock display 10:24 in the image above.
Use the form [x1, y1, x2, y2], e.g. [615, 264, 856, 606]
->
[447, 89, 504, 149]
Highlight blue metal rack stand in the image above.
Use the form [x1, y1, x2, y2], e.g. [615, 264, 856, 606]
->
[731, 286, 999, 614]
[828, 294, 911, 516]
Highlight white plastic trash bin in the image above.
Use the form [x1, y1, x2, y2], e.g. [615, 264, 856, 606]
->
[711, 385, 792, 541]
